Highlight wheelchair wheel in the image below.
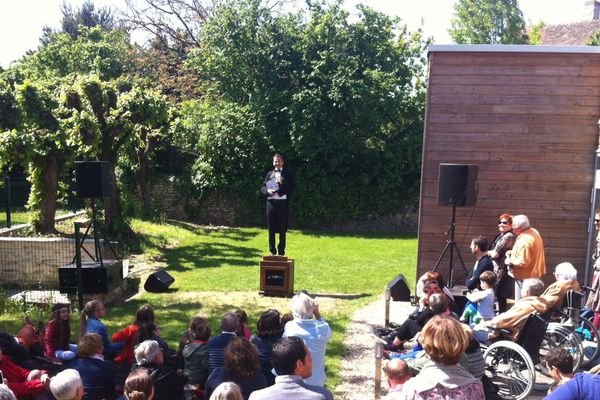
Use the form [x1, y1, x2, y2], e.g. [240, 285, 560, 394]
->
[546, 323, 584, 370]
[576, 316, 599, 367]
[484, 340, 535, 400]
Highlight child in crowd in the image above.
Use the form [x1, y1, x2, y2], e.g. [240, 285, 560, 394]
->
[79, 300, 124, 360]
[234, 310, 251, 339]
[546, 347, 574, 394]
[112, 306, 155, 364]
[45, 304, 77, 361]
[0, 347, 50, 399]
[182, 316, 211, 396]
[460, 271, 497, 325]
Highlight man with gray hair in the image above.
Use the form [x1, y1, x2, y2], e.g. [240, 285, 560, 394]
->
[473, 278, 548, 343]
[49, 369, 83, 400]
[505, 214, 546, 300]
[541, 262, 582, 310]
[283, 291, 332, 387]
[207, 312, 240, 372]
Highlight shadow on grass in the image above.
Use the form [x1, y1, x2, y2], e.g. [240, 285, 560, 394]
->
[160, 242, 262, 272]
[295, 229, 416, 240]
[166, 220, 261, 242]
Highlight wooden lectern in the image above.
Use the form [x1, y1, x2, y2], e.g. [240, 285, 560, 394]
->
[260, 255, 294, 297]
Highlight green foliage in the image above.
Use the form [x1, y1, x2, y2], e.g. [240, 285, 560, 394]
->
[528, 21, 545, 45]
[182, 0, 428, 225]
[588, 29, 600, 46]
[449, 0, 528, 44]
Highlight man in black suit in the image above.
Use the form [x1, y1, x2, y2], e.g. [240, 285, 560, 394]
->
[261, 153, 293, 256]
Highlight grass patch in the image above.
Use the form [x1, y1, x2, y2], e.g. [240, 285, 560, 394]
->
[0, 219, 417, 392]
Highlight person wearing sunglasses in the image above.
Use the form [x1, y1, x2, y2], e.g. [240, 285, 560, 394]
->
[486, 213, 517, 313]
[504, 214, 547, 301]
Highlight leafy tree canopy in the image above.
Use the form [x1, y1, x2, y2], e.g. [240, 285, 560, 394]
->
[182, 0, 428, 225]
[449, 0, 528, 44]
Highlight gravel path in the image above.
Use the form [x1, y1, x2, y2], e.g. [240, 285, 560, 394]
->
[336, 296, 412, 399]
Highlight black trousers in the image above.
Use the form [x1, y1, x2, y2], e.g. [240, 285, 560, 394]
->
[267, 199, 288, 255]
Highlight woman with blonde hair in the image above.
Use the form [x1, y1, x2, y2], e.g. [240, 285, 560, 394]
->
[79, 300, 123, 359]
[399, 316, 485, 399]
[209, 382, 243, 400]
[123, 369, 154, 400]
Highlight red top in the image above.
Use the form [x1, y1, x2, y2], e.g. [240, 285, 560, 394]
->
[0, 355, 47, 397]
[112, 324, 138, 363]
[44, 319, 70, 359]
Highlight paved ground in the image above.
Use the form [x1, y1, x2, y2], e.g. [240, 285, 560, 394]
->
[336, 296, 548, 399]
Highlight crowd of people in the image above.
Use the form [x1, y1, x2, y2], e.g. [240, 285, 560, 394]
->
[0, 291, 333, 400]
[3, 211, 600, 400]
[379, 212, 600, 399]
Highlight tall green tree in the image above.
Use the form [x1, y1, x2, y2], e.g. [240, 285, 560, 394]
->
[183, 0, 428, 225]
[41, 0, 116, 44]
[449, 0, 527, 44]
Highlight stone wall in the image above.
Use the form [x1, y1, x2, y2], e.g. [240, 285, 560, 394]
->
[0, 237, 103, 287]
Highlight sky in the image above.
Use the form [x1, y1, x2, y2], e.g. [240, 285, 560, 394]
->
[0, 0, 588, 68]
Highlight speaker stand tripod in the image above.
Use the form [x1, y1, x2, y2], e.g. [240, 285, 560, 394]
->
[72, 198, 119, 267]
[432, 205, 468, 288]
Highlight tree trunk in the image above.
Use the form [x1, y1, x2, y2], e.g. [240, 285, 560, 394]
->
[135, 156, 152, 218]
[104, 156, 124, 233]
[34, 157, 59, 234]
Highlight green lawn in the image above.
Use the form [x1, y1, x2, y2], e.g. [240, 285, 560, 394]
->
[0, 219, 418, 392]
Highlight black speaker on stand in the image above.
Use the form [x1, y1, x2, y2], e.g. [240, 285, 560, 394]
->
[433, 163, 478, 288]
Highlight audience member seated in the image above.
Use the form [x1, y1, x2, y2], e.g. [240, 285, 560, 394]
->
[79, 301, 123, 360]
[234, 310, 252, 339]
[414, 272, 454, 313]
[209, 382, 243, 400]
[546, 347, 574, 394]
[134, 322, 181, 369]
[182, 316, 211, 394]
[460, 271, 497, 325]
[541, 262, 582, 310]
[466, 236, 494, 291]
[545, 371, 600, 400]
[250, 309, 283, 385]
[112, 306, 155, 364]
[49, 369, 83, 400]
[131, 340, 188, 400]
[385, 292, 450, 352]
[283, 291, 332, 387]
[69, 333, 115, 400]
[205, 337, 267, 400]
[248, 336, 333, 400]
[0, 319, 46, 369]
[399, 316, 485, 399]
[208, 313, 239, 373]
[382, 359, 411, 399]
[45, 304, 77, 362]
[472, 278, 547, 343]
[0, 346, 50, 399]
[123, 369, 154, 400]
[0, 384, 17, 400]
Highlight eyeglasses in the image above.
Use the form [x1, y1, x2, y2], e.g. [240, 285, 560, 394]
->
[498, 221, 510, 225]
[595, 219, 600, 224]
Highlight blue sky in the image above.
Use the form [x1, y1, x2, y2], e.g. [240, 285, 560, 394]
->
[0, 0, 586, 68]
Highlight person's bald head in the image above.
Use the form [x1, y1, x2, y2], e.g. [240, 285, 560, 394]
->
[383, 358, 411, 387]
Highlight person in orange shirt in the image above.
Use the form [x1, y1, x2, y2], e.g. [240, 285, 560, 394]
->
[505, 214, 546, 300]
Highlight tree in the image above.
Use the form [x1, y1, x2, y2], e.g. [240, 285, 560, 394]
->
[449, 0, 528, 44]
[41, 0, 116, 44]
[528, 21, 545, 45]
[183, 0, 428, 225]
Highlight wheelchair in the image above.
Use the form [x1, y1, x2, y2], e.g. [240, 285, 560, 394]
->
[483, 312, 551, 400]
[546, 290, 599, 368]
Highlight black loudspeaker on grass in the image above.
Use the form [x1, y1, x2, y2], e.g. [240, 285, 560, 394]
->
[144, 268, 175, 292]
[437, 164, 478, 207]
[75, 161, 110, 199]
[387, 274, 411, 301]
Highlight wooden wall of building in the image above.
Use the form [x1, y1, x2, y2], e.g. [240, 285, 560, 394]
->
[417, 46, 600, 286]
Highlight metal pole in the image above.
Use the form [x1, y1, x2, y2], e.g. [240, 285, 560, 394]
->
[584, 142, 600, 288]
[374, 341, 384, 399]
[74, 221, 84, 310]
[5, 175, 11, 228]
[384, 288, 391, 327]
